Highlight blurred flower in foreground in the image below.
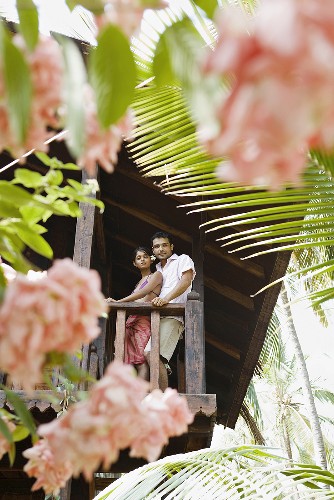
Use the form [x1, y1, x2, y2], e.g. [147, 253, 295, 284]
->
[200, 0, 334, 188]
[24, 361, 193, 494]
[0, 258, 107, 391]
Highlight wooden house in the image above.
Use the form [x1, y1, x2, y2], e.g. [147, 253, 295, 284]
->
[0, 138, 290, 499]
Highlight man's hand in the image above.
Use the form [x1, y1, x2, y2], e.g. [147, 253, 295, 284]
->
[151, 296, 169, 307]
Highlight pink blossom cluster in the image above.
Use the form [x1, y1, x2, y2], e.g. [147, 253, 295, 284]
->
[200, 0, 334, 188]
[77, 85, 134, 176]
[95, 0, 168, 38]
[23, 361, 194, 494]
[0, 417, 16, 461]
[0, 35, 63, 158]
[0, 258, 107, 391]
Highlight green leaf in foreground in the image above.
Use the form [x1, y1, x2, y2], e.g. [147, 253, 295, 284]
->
[0, 24, 32, 143]
[1, 387, 37, 439]
[89, 24, 136, 128]
[17, 0, 39, 51]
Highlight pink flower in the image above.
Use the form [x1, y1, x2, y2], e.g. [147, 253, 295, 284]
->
[200, 0, 334, 188]
[76, 85, 134, 176]
[0, 417, 15, 460]
[130, 389, 194, 462]
[0, 259, 107, 391]
[1, 35, 64, 158]
[24, 362, 193, 493]
[23, 439, 73, 494]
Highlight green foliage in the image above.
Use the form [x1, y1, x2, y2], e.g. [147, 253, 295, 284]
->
[57, 35, 87, 158]
[89, 24, 136, 128]
[94, 446, 334, 499]
[1, 386, 37, 440]
[0, 22, 32, 143]
[0, 152, 104, 274]
[16, 0, 39, 51]
[193, 0, 219, 19]
[65, 0, 104, 13]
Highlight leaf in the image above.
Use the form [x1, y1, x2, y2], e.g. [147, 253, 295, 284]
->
[19, 205, 49, 225]
[0, 200, 21, 218]
[193, 0, 218, 19]
[43, 169, 64, 186]
[0, 182, 33, 207]
[34, 151, 52, 167]
[13, 168, 43, 188]
[65, 0, 104, 13]
[15, 224, 53, 258]
[12, 424, 30, 442]
[63, 354, 95, 384]
[1, 387, 37, 439]
[16, 0, 39, 51]
[0, 414, 13, 444]
[89, 24, 136, 128]
[0, 24, 32, 143]
[153, 31, 177, 88]
[57, 35, 86, 158]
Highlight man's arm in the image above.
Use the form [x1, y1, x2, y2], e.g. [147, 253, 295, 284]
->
[151, 269, 193, 307]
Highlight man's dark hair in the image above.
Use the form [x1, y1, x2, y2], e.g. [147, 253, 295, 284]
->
[151, 231, 173, 246]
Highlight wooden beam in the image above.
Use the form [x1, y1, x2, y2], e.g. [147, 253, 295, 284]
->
[205, 332, 241, 360]
[185, 292, 205, 394]
[104, 197, 192, 243]
[205, 242, 265, 279]
[225, 250, 291, 428]
[73, 169, 96, 268]
[204, 276, 254, 310]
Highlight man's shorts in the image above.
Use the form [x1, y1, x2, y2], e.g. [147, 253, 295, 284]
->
[144, 317, 184, 361]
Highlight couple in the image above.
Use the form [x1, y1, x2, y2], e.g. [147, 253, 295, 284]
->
[107, 231, 195, 390]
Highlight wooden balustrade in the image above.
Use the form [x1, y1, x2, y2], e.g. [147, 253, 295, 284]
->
[108, 293, 205, 394]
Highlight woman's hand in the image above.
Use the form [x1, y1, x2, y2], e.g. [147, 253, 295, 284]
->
[105, 297, 117, 303]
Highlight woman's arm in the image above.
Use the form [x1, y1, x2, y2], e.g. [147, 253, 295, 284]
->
[114, 271, 162, 303]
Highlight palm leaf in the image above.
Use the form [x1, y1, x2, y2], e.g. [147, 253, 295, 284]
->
[93, 446, 334, 499]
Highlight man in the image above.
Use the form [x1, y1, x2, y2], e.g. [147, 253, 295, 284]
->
[144, 231, 195, 390]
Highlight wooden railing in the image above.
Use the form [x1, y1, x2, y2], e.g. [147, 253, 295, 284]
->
[107, 292, 205, 393]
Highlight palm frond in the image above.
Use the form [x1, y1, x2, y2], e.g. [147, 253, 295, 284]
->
[93, 446, 334, 499]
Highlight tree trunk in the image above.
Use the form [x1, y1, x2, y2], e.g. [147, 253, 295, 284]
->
[281, 414, 293, 460]
[280, 282, 327, 469]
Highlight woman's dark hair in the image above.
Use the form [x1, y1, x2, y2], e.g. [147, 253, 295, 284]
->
[150, 231, 173, 246]
[132, 246, 151, 262]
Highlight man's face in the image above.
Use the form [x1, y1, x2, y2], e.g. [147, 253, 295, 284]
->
[152, 237, 173, 261]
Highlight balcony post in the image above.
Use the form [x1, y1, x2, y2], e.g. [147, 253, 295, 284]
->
[185, 291, 205, 394]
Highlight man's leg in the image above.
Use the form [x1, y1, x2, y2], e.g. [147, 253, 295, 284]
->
[145, 352, 168, 391]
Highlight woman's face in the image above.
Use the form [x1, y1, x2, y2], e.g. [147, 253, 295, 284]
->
[133, 251, 151, 270]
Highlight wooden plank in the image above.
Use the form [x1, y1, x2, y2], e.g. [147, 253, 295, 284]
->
[73, 169, 96, 268]
[185, 292, 205, 394]
[108, 302, 185, 317]
[59, 479, 72, 500]
[150, 310, 160, 390]
[182, 394, 216, 418]
[114, 310, 126, 361]
[192, 228, 205, 302]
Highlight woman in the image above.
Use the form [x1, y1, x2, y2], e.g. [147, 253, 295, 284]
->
[106, 247, 162, 380]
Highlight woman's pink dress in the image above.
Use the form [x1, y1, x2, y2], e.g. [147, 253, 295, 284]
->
[124, 276, 151, 365]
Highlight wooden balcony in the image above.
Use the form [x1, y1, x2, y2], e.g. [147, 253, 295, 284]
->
[106, 292, 217, 466]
